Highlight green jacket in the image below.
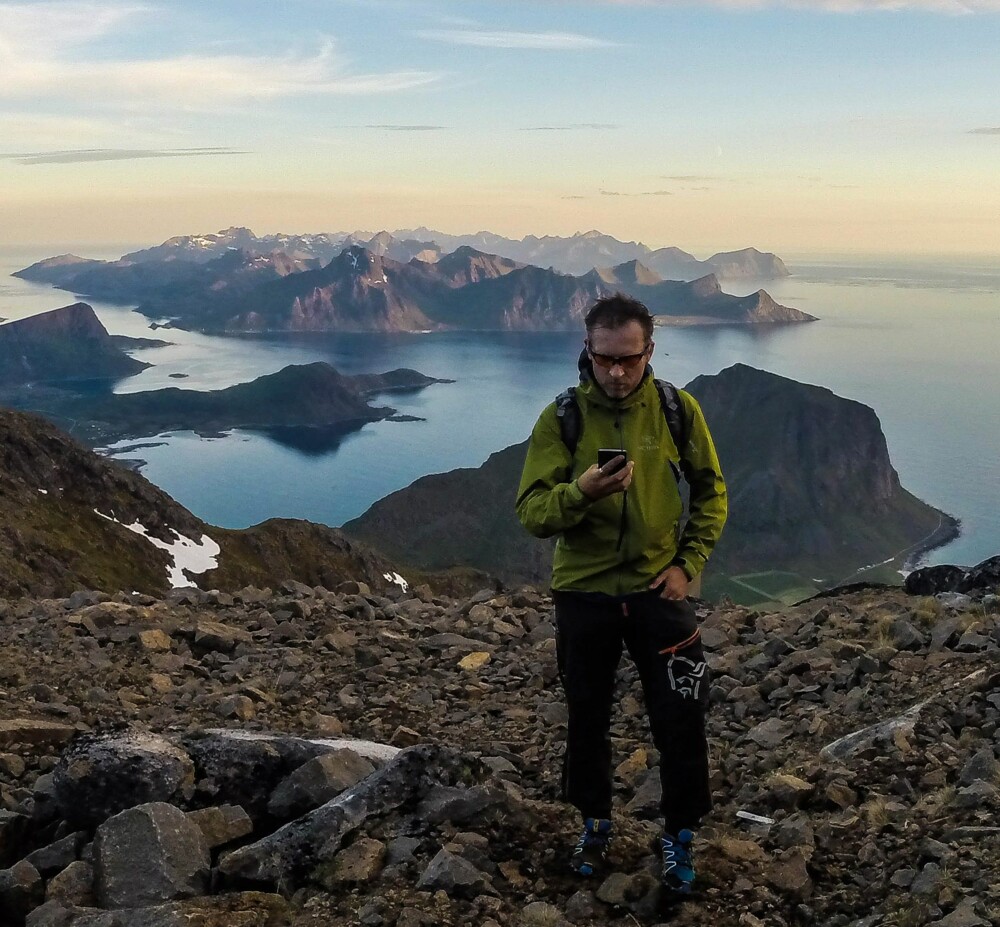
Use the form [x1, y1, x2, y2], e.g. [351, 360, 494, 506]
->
[515, 370, 727, 595]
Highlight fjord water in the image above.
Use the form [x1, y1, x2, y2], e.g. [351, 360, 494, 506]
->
[2, 245, 998, 570]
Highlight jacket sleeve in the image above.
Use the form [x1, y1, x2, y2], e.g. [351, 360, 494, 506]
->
[674, 391, 728, 578]
[515, 403, 595, 539]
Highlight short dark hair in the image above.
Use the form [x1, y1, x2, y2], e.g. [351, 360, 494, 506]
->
[585, 293, 654, 341]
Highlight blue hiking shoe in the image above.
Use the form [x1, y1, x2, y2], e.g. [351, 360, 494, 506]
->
[659, 829, 696, 895]
[570, 817, 613, 877]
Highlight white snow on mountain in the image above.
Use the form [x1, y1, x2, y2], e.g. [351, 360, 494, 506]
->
[93, 510, 220, 589]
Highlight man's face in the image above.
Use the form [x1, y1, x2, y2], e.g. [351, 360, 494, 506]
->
[586, 321, 652, 400]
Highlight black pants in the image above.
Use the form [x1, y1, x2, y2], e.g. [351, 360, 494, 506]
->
[553, 589, 711, 835]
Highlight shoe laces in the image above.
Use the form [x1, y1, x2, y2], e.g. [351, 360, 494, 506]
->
[661, 828, 694, 868]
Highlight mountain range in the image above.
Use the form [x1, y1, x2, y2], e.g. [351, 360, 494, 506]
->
[18, 226, 790, 281]
[343, 364, 956, 602]
[0, 303, 449, 448]
[17, 243, 813, 334]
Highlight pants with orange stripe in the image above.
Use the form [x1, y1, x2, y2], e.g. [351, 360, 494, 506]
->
[553, 589, 711, 834]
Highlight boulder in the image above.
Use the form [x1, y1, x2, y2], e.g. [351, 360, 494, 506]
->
[904, 565, 967, 596]
[415, 848, 491, 897]
[0, 860, 43, 926]
[0, 720, 76, 750]
[958, 555, 1000, 595]
[185, 805, 253, 849]
[267, 750, 376, 819]
[93, 802, 210, 908]
[53, 729, 194, 828]
[219, 745, 483, 890]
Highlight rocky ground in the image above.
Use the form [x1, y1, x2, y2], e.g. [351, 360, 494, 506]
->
[0, 572, 998, 927]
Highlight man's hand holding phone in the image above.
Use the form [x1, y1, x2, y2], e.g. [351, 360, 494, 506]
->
[577, 448, 632, 500]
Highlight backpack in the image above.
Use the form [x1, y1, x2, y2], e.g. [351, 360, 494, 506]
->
[554, 380, 691, 480]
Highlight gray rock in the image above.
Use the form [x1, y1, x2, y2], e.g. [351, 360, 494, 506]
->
[53, 728, 194, 828]
[934, 898, 990, 926]
[820, 701, 927, 761]
[746, 717, 792, 749]
[521, 901, 567, 926]
[415, 784, 498, 825]
[184, 730, 396, 820]
[25, 832, 85, 876]
[185, 805, 253, 849]
[268, 750, 375, 819]
[93, 802, 210, 908]
[959, 747, 999, 785]
[891, 618, 926, 651]
[958, 555, 1000, 594]
[44, 860, 94, 907]
[911, 861, 943, 898]
[316, 836, 385, 886]
[0, 720, 76, 750]
[219, 745, 479, 889]
[935, 592, 974, 610]
[930, 617, 963, 652]
[0, 809, 30, 867]
[954, 780, 999, 810]
[565, 889, 598, 923]
[385, 835, 422, 866]
[191, 619, 253, 654]
[0, 860, 43, 925]
[415, 848, 491, 897]
[624, 768, 662, 818]
[905, 565, 967, 596]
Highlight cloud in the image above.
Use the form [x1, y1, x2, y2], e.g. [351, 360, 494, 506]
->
[969, 126, 1000, 134]
[529, 1, 1000, 11]
[522, 123, 620, 130]
[363, 124, 449, 130]
[0, 3, 442, 107]
[600, 189, 673, 196]
[0, 147, 249, 165]
[416, 29, 620, 49]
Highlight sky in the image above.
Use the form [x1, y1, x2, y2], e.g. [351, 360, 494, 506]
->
[1, 0, 999, 256]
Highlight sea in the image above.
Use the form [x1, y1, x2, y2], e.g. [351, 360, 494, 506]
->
[1, 244, 998, 571]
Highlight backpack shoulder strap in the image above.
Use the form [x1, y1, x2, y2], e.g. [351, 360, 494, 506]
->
[653, 379, 691, 456]
[554, 387, 581, 454]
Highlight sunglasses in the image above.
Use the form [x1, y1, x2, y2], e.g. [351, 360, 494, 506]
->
[587, 343, 650, 370]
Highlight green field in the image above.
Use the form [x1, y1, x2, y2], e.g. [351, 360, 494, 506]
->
[704, 571, 823, 607]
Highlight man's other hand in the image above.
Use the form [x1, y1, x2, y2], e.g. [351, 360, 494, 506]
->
[649, 565, 689, 600]
[577, 458, 634, 500]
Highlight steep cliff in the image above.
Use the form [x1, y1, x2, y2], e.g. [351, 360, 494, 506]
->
[0, 303, 149, 385]
[343, 364, 951, 597]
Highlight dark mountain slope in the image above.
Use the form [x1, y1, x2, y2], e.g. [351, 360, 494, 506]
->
[343, 365, 952, 595]
[0, 408, 401, 599]
[0, 303, 149, 385]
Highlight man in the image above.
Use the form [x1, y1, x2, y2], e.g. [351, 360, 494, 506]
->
[515, 294, 727, 896]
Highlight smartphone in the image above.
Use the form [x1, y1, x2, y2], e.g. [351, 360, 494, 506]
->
[598, 448, 628, 473]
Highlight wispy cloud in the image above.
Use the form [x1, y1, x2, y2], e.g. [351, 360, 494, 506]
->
[0, 3, 441, 108]
[363, 124, 449, 131]
[531, 1, 1000, 11]
[601, 189, 673, 196]
[969, 126, 1000, 134]
[416, 29, 620, 49]
[0, 147, 249, 165]
[522, 123, 620, 131]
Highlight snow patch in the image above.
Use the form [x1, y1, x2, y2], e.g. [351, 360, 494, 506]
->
[38, 489, 48, 495]
[383, 571, 409, 593]
[93, 509, 220, 589]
